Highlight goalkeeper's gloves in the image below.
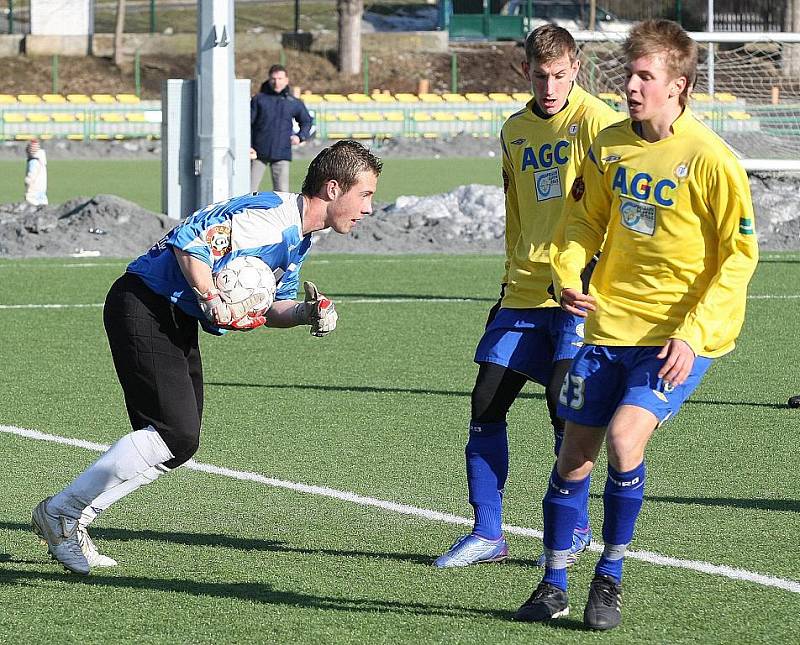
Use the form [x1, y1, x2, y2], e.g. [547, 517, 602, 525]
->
[194, 288, 267, 331]
[194, 287, 233, 326]
[293, 281, 338, 337]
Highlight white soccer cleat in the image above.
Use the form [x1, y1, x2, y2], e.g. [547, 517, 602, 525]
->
[31, 497, 91, 575]
[77, 525, 117, 568]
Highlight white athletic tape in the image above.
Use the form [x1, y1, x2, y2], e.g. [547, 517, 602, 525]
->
[1, 423, 798, 594]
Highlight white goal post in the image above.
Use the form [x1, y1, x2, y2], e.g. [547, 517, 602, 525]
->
[572, 30, 800, 172]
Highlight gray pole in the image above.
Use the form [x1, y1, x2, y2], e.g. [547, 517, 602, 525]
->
[196, 0, 236, 207]
[707, 0, 715, 100]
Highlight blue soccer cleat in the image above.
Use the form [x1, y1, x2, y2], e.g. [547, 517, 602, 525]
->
[535, 527, 592, 568]
[433, 533, 509, 568]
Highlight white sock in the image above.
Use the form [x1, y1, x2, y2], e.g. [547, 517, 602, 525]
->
[78, 464, 171, 527]
[49, 426, 174, 520]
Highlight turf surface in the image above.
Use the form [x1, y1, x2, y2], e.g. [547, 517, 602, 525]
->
[0, 253, 798, 643]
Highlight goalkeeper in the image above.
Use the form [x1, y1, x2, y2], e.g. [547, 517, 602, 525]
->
[32, 140, 382, 575]
[434, 25, 621, 569]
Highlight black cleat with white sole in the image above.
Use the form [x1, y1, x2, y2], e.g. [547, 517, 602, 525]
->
[584, 574, 623, 630]
[514, 581, 569, 622]
[788, 395, 800, 409]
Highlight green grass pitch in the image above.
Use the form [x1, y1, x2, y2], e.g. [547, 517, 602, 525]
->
[0, 252, 798, 643]
[0, 157, 502, 213]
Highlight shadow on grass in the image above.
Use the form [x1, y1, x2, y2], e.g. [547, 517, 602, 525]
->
[206, 382, 790, 410]
[0, 566, 523, 621]
[205, 381, 546, 401]
[585, 495, 799, 513]
[0, 521, 544, 571]
[643, 496, 800, 513]
[687, 398, 788, 410]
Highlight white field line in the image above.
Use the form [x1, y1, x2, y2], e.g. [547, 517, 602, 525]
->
[1, 423, 798, 595]
[2, 294, 800, 310]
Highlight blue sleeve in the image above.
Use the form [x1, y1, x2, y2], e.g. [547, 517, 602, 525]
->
[250, 95, 258, 126]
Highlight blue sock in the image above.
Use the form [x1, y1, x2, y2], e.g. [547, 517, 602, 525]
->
[596, 462, 646, 583]
[552, 423, 591, 534]
[542, 465, 589, 591]
[466, 421, 508, 540]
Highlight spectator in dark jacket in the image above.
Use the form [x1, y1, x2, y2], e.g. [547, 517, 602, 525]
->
[250, 64, 314, 193]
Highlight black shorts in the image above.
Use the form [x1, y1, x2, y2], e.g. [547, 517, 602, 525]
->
[103, 272, 203, 467]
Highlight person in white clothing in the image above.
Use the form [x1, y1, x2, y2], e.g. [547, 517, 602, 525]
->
[24, 139, 48, 206]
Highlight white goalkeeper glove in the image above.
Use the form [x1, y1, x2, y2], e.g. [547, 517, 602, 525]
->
[293, 281, 338, 337]
[194, 287, 233, 326]
[193, 288, 267, 331]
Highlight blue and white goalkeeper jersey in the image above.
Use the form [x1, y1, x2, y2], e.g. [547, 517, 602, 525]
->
[127, 191, 312, 334]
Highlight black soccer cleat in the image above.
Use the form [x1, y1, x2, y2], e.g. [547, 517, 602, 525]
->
[513, 581, 569, 622]
[788, 395, 800, 409]
[583, 574, 623, 630]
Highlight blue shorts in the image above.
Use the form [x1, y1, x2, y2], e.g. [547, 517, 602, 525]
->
[557, 345, 713, 427]
[474, 307, 585, 386]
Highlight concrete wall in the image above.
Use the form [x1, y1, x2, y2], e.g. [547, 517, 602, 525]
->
[3, 30, 448, 58]
[30, 0, 93, 36]
[0, 35, 23, 56]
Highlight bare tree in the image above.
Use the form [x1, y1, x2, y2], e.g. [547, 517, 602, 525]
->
[787, 0, 800, 78]
[337, 0, 363, 75]
[114, 0, 127, 68]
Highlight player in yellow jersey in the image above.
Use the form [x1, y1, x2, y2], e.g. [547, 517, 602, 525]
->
[515, 20, 758, 630]
[433, 25, 620, 569]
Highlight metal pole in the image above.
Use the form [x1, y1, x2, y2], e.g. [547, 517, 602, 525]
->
[294, 0, 300, 34]
[134, 50, 141, 97]
[589, 0, 596, 31]
[52, 54, 58, 94]
[675, 0, 682, 25]
[150, 0, 156, 34]
[451, 52, 458, 93]
[8, 0, 13, 33]
[707, 0, 715, 100]
[363, 55, 369, 95]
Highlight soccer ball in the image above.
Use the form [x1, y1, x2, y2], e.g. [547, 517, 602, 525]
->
[213, 255, 276, 315]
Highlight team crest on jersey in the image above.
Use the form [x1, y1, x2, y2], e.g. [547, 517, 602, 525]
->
[571, 176, 585, 201]
[535, 168, 562, 202]
[510, 138, 526, 145]
[568, 123, 579, 135]
[620, 198, 656, 235]
[205, 224, 232, 258]
[674, 162, 689, 179]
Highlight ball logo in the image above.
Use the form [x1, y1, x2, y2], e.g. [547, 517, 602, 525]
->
[568, 123, 579, 135]
[674, 163, 689, 179]
[206, 225, 232, 258]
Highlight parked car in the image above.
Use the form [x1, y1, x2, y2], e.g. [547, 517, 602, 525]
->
[499, 0, 633, 32]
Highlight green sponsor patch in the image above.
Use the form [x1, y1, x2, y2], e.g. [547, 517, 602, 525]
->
[739, 217, 754, 235]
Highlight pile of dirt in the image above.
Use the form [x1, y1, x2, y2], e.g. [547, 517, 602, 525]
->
[0, 195, 172, 258]
[2, 171, 799, 259]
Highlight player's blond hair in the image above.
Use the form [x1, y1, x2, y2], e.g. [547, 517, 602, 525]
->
[622, 19, 698, 106]
[524, 24, 578, 65]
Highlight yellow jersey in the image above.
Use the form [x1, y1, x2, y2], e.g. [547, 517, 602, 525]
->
[501, 83, 621, 309]
[550, 107, 759, 358]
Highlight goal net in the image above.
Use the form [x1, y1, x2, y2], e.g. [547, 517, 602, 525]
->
[573, 31, 800, 171]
